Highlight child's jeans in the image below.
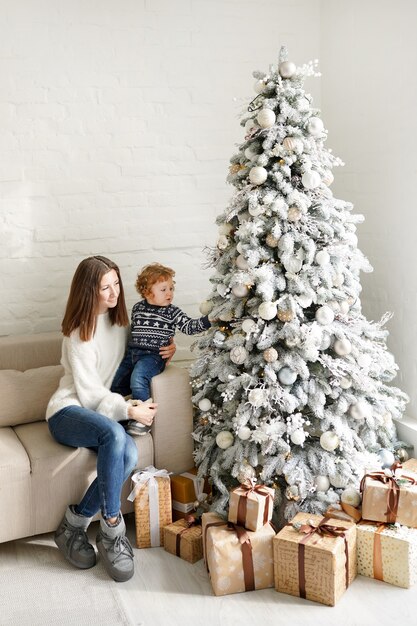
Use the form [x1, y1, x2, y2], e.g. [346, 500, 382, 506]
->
[111, 347, 166, 401]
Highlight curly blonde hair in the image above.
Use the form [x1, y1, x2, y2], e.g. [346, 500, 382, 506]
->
[135, 263, 176, 298]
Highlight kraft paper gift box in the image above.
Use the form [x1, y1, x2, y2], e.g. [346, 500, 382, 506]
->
[228, 482, 275, 532]
[163, 518, 203, 564]
[360, 466, 417, 527]
[357, 521, 417, 588]
[202, 511, 275, 596]
[273, 512, 357, 606]
[170, 468, 211, 520]
[128, 465, 172, 549]
[403, 458, 417, 473]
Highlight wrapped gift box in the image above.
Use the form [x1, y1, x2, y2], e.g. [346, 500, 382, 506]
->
[170, 467, 210, 520]
[403, 458, 417, 473]
[361, 468, 417, 527]
[163, 518, 203, 564]
[228, 482, 275, 532]
[202, 511, 275, 596]
[357, 522, 417, 588]
[128, 466, 172, 549]
[273, 512, 357, 606]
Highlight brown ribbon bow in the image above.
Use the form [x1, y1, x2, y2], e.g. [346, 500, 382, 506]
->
[359, 521, 386, 581]
[203, 519, 255, 592]
[236, 481, 273, 527]
[360, 463, 416, 524]
[175, 514, 201, 557]
[294, 517, 350, 599]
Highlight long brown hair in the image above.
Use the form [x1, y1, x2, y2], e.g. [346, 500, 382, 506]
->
[62, 256, 129, 341]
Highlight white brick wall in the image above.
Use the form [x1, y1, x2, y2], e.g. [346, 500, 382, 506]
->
[321, 0, 417, 417]
[0, 0, 320, 359]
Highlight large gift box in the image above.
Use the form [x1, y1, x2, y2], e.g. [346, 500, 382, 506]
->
[360, 466, 417, 527]
[170, 467, 210, 520]
[357, 521, 417, 588]
[128, 466, 172, 549]
[403, 458, 417, 473]
[228, 481, 275, 532]
[273, 512, 357, 606]
[202, 511, 275, 596]
[163, 518, 203, 564]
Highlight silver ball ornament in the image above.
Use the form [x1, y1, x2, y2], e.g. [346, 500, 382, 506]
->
[242, 318, 256, 334]
[230, 346, 247, 365]
[279, 61, 296, 78]
[198, 398, 212, 412]
[232, 283, 249, 298]
[278, 366, 297, 385]
[334, 338, 352, 356]
[302, 170, 321, 189]
[378, 448, 395, 469]
[235, 254, 249, 270]
[257, 108, 276, 129]
[258, 301, 277, 320]
[314, 475, 330, 492]
[290, 429, 306, 445]
[249, 166, 268, 185]
[199, 300, 213, 315]
[320, 431, 340, 452]
[237, 426, 252, 441]
[341, 487, 361, 508]
[315, 250, 330, 266]
[216, 431, 234, 449]
[315, 305, 334, 326]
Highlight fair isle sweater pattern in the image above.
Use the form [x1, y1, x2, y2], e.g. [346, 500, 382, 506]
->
[129, 300, 210, 352]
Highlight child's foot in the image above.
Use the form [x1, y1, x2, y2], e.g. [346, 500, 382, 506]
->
[125, 420, 151, 436]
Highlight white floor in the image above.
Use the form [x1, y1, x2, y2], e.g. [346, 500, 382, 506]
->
[3, 514, 416, 626]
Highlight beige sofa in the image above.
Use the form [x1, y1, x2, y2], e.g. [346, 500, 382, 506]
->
[0, 331, 194, 544]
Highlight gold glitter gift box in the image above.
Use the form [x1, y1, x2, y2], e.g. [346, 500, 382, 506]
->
[273, 512, 357, 606]
[163, 518, 203, 564]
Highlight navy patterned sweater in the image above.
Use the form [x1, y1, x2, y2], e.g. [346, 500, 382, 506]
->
[128, 300, 210, 353]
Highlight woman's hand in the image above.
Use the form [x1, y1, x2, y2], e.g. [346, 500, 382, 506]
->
[159, 337, 176, 365]
[127, 401, 158, 426]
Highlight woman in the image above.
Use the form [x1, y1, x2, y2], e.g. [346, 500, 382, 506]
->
[46, 255, 175, 582]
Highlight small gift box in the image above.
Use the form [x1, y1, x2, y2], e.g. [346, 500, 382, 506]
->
[228, 481, 275, 532]
[202, 511, 275, 596]
[163, 517, 203, 564]
[273, 512, 357, 606]
[403, 458, 417, 474]
[128, 465, 172, 549]
[170, 467, 211, 520]
[360, 465, 417, 527]
[357, 521, 417, 588]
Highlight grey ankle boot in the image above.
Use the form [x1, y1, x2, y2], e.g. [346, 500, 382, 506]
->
[96, 513, 134, 583]
[54, 506, 96, 569]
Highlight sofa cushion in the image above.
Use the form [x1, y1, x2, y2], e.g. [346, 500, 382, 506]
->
[0, 365, 63, 427]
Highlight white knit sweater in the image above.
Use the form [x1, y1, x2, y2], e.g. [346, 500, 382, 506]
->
[45, 313, 129, 422]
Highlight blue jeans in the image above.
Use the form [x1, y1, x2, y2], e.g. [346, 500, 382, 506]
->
[48, 406, 138, 519]
[111, 347, 165, 401]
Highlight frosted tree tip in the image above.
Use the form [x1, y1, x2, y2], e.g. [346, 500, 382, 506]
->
[279, 45, 288, 63]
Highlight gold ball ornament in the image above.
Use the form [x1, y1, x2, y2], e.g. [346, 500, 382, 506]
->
[277, 308, 294, 322]
[287, 206, 302, 222]
[199, 417, 209, 426]
[229, 163, 246, 175]
[396, 448, 409, 463]
[263, 347, 278, 363]
[266, 233, 279, 247]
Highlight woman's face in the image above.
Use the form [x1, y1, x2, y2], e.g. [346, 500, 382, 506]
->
[97, 269, 120, 314]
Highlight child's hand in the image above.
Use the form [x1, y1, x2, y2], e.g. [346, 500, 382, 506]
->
[160, 337, 176, 364]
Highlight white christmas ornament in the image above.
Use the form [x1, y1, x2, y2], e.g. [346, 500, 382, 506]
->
[287, 206, 302, 222]
[213, 331, 225, 344]
[235, 254, 249, 270]
[329, 473, 348, 489]
[263, 347, 278, 363]
[320, 431, 339, 452]
[248, 388, 267, 407]
[199, 300, 213, 315]
[290, 429, 306, 445]
[314, 475, 330, 492]
[339, 376, 352, 390]
[257, 108, 276, 129]
[334, 338, 352, 356]
[279, 61, 296, 78]
[249, 166, 268, 185]
[215, 431, 234, 449]
[350, 400, 371, 421]
[341, 487, 361, 508]
[378, 448, 395, 468]
[339, 301, 350, 315]
[283, 136, 302, 152]
[284, 257, 302, 273]
[315, 250, 330, 266]
[307, 116, 324, 136]
[244, 146, 258, 161]
[278, 366, 297, 385]
[217, 235, 229, 250]
[242, 318, 256, 334]
[218, 222, 233, 235]
[230, 346, 247, 364]
[302, 170, 321, 189]
[315, 306, 334, 325]
[253, 79, 266, 94]
[357, 353, 372, 368]
[319, 332, 332, 350]
[198, 398, 212, 412]
[232, 283, 249, 298]
[258, 301, 277, 320]
[327, 301, 340, 313]
[237, 426, 252, 440]
[248, 203, 265, 217]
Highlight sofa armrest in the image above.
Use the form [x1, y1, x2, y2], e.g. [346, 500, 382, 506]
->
[150, 365, 194, 473]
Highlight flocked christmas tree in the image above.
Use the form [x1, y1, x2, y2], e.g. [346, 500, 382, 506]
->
[190, 47, 409, 524]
